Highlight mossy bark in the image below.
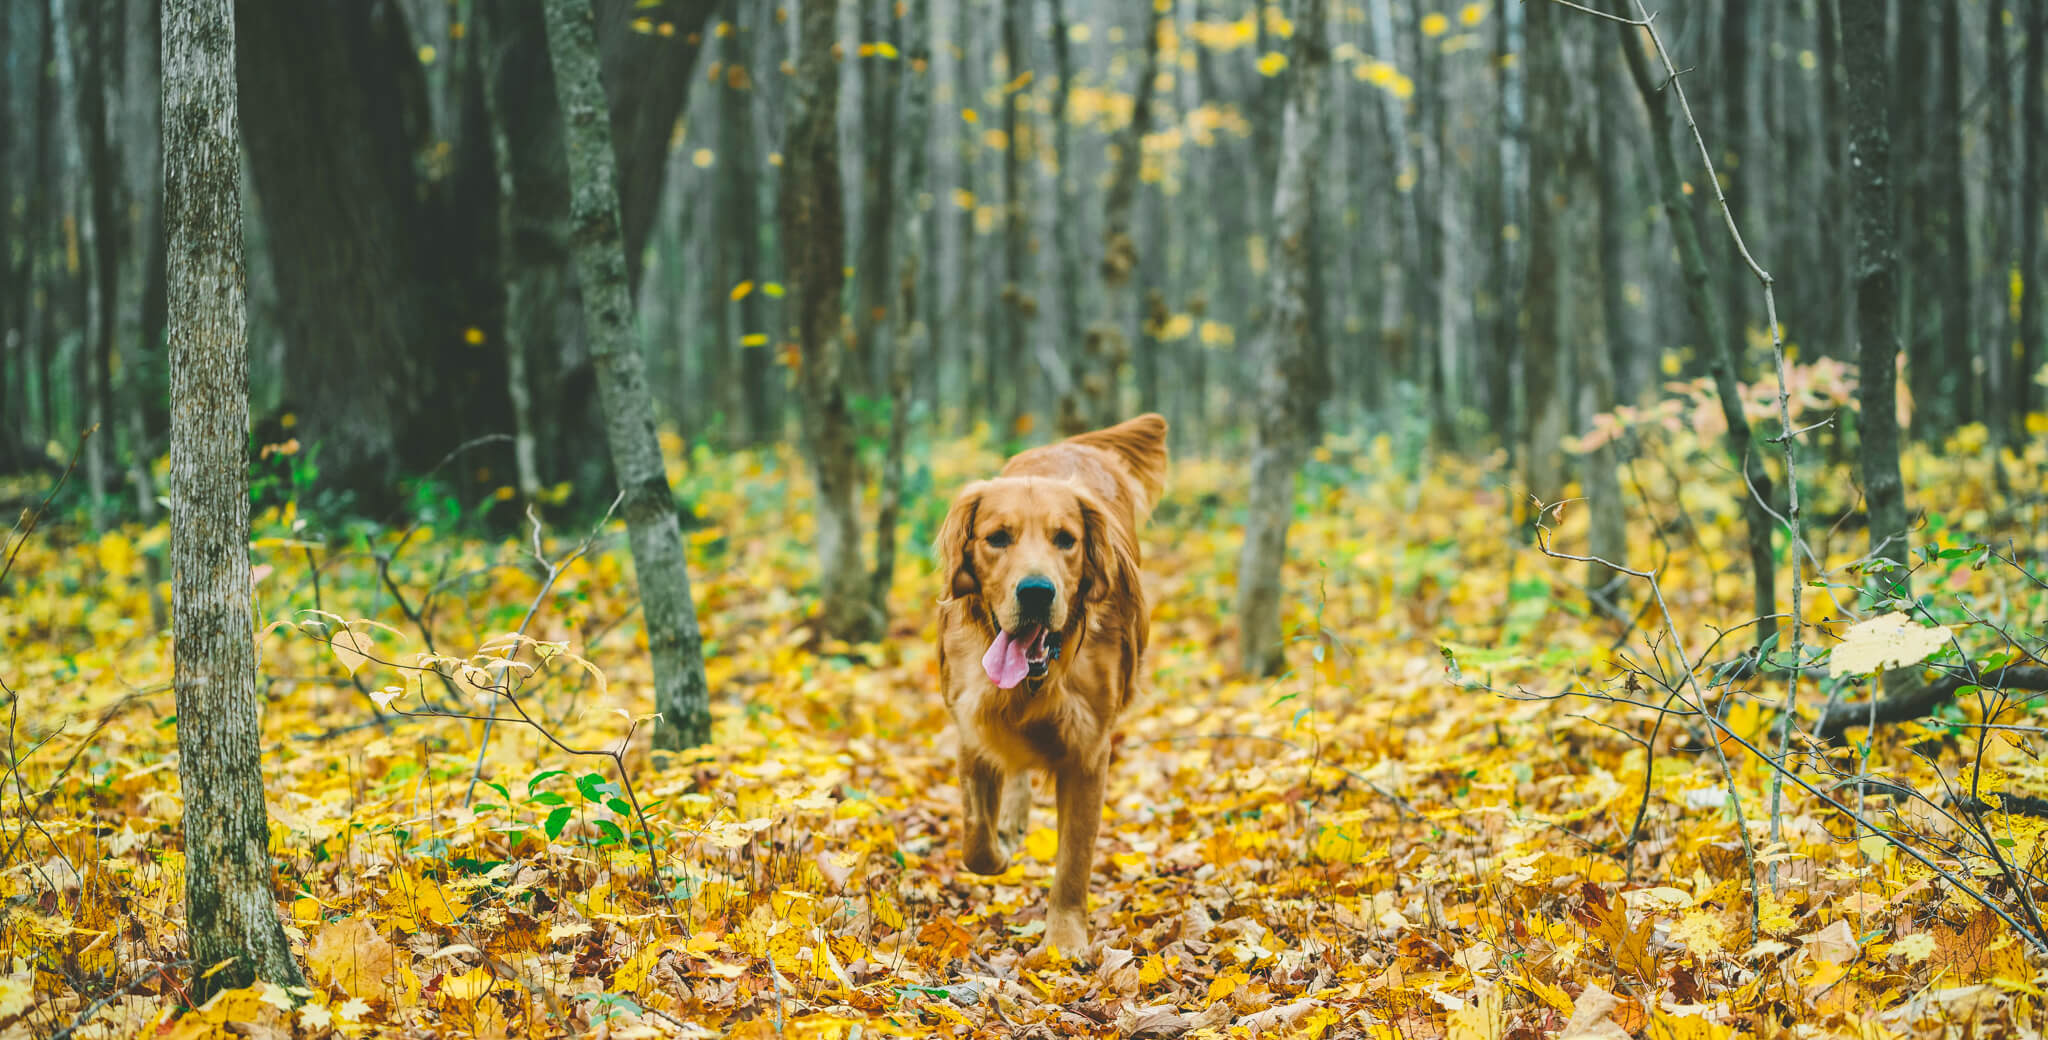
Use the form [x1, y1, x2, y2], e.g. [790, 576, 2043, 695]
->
[541, 0, 712, 749]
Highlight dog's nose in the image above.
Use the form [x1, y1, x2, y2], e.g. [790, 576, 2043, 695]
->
[1015, 575, 1055, 619]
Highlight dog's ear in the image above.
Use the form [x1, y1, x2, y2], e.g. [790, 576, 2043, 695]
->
[934, 483, 986, 601]
[1077, 490, 1142, 610]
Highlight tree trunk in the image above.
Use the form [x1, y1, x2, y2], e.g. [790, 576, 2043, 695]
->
[1984, 0, 2012, 454]
[234, 0, 715, 513]
[55, 0, 110, 527]
[1047, 0, 1082, 413]
[1518, 0, 1579, 509]
[1613, 12, 1777, 652]
[998, 1, 1032, 431]
[854, 0, 902, 396]
[1891, 0, 1932, 429]
[783, 0, 878, 643]
[1933, 0, 1968, 429]
[541, 0, 712, 750]
[1060, 0, 1161, 435]
[1236, 0, 1327, 678]
[720, 1, 774, 445]
[164, 0, 305, 998]
[1584, 52, 1628, 614]
[2019, 0, 2045, 433]
[1489, 0, 1524, 459]
[1842, 0, 1911, 601]
[872, 0, 928, 618]
[479, 6, 544, 504]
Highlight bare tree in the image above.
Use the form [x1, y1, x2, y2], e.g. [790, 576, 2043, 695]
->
[1236, 0, 1327, 678]
[164, 0, 304, 998]
[541, 0, 712, 749]
[1842, 0, 1910, 606]
[783, 0, 878, 642]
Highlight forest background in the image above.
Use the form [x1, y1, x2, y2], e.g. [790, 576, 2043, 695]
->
[5, 0, 2048, 1036]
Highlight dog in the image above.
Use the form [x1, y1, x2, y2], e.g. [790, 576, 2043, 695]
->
[934, 413, 1168, 954]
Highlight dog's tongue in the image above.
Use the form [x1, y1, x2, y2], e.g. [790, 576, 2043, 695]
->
[982, 630, 1031, 689]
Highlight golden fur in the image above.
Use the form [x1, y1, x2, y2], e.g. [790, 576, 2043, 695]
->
[935, 414, 1168, 954]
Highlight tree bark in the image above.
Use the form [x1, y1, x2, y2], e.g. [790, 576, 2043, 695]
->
[1933, 0, 1969, 429]
[783, 0, 878, 643]
[2019, 0, 2045, 432]
[541, 0, 712, 750]
[234, 0, 714, 513]
[1842, 0, 1911, 601]
[164, 0, 305, 998]
[853, 0, 902, 396]
[1517, 0, 1580, 509]
[721, 1, 775, 445]
[1060, 0, 1161, 435]
[1615, 17, 1778, 654]
[998, 0, 1032, 430]
[1236, 0, 1327, 678]
[1489, 0, 1524, 462]
[1984, 0, 2012, 452]
[872, 0, 929, 617]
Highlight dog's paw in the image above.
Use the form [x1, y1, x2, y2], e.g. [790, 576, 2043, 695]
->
[1038, 911, 1090, 960]
[962, 841, 1011, 876]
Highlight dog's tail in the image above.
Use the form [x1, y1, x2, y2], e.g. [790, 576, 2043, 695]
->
[1068, 413, 1169, 513]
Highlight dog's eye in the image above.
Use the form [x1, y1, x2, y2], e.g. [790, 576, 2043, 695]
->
[1053, 530, 1077, 550]
[985, 531, 1012, 548]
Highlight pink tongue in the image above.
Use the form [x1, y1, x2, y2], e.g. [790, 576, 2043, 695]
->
[982, 630, 1031, 689]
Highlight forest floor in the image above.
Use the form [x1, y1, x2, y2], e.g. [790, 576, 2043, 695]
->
[5, 422, 2048, 1038]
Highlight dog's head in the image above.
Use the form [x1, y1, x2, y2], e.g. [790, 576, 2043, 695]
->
[936, 476, 1140, 688]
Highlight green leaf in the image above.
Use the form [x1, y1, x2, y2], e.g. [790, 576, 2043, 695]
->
[545, 806, 572, 841]
[606, 796, 632, 816]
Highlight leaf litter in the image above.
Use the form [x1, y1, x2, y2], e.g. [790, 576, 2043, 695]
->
[5, 424, 2048, 1038]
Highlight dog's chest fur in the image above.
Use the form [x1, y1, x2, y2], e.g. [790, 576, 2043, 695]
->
[942, 608, 1123, 772]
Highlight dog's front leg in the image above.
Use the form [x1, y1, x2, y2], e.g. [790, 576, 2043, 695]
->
[997, 773, 1031, 851]
[1045, 758, 1105, 954]
[960, 755, 1011, 875]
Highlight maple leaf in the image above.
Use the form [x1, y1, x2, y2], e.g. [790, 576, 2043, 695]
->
[308, 917, 400, 1004]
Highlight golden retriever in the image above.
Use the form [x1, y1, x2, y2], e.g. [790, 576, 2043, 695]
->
[935, 413, 1168, 954]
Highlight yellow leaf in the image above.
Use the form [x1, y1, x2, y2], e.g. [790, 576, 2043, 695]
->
[741, 333, 769, 348]
[872, 893, 905, 929]
[1421, 13, 1449, 37]
[1025, 827, 1059, 862]
[692, 148, 715, 168]
[1460, 3, 1487, 26]
[1829, 611, 1948, 677]
[309, 917, 398, 1004]
[438, 966, 495, 1002]
[97, 531, 134, 579]
[0, 972, 31, 1019]
[387, 871, 467, 931]
[762, 282, 786, 297]
[731, 280, 756, 300]
[330, 627, 372, 676]
[1891, 932, 1938, 964]
[1256, 51, 1289, 76]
